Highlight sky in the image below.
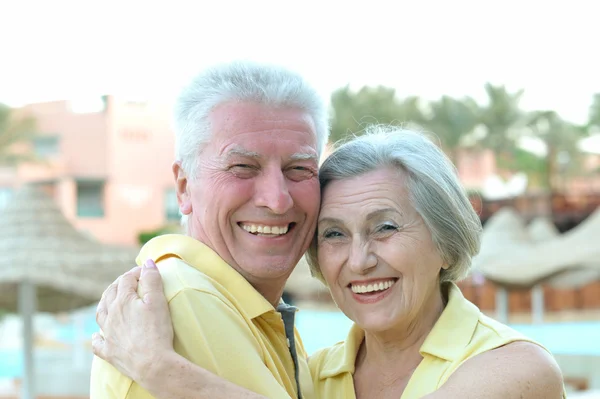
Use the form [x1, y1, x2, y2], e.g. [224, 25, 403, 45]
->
[2, 1, 598, 127]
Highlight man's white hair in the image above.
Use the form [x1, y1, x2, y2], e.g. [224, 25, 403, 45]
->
[174, 61, 330, 230]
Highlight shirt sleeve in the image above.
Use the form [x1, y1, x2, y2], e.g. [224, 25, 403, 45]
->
[90, 355, 139, 399]
[147, 287, 293, 399]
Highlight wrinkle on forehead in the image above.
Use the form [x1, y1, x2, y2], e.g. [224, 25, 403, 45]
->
[210, 101, 317, 141]
[319, 168, 416, 220]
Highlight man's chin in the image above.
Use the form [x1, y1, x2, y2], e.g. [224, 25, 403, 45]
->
[238, 254, 299, 277]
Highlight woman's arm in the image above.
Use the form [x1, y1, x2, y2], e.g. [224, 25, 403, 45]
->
[92, 262, 270, 399]
[136, 350, 269, 399]
[425, 341, 564, 399]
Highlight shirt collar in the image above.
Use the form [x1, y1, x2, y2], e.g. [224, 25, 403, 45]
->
[419, 282, 480, 361]
[136, 234, 275, 319]
[318, 323, 364, 379]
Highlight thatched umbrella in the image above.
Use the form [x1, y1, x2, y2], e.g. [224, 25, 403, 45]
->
[473, 207, 600, 322]
[473, 207, 600, 286]
[528, 217, 600, 289]
[0, 186, 138, 399]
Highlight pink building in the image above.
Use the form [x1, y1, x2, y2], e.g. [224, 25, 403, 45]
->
[455, 148, 497, 191]
[0, 98, 502, 246]
[0, 96, 180, 246]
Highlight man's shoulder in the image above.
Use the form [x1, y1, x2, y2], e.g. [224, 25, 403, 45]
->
[151, 256, 230, 303]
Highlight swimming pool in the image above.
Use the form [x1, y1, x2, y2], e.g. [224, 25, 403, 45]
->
[295, 310, 600, 356]
[0, 310, 598, 378]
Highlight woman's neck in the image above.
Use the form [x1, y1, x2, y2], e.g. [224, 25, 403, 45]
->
[356, 284, 447, 385]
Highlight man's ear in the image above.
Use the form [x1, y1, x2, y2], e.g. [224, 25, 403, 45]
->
[173, 161, 192, 215]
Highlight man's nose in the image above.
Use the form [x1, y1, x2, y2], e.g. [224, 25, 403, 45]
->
[254, 169, 294, 215]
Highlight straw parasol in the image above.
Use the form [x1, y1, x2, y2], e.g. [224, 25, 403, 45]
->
[473, 207, 600, 287]
[0, 185, 138, 399]
[527, 216, 600, 289]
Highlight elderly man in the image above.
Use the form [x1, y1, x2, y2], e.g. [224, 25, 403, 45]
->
[90, 61, 329, 398]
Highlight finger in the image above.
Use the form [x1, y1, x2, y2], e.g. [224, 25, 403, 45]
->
[140, 259, 165, 304]
[126, 266, 142, 280]
[117, 271, 142, 302]
[91, 332, 106, 360]
[96, 282, 117, 327]
[103, 280, 119, 305]
[96, 301, 107, 328]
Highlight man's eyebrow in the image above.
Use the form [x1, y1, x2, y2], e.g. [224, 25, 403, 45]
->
[224, 146, 261, 159]
[290, 152, 318, 162]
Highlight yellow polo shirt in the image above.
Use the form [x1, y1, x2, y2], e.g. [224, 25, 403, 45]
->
[309, 283, 566, 399]
[91, 234, 314, 399]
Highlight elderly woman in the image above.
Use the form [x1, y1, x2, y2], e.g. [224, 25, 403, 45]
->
[94, 126, 565, 398]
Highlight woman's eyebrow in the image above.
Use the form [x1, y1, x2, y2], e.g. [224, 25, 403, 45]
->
[366, 208, 402, 221]
[318, 217, 343, 225]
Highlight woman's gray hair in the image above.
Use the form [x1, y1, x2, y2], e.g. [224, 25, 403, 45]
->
[306, 125, 482, 284]
[174, 61, 329, 230]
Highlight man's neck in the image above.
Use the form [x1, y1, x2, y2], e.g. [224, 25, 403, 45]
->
[249, 278, 288, 307]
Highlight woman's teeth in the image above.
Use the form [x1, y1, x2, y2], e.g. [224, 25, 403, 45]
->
[351, 279, 396, 294]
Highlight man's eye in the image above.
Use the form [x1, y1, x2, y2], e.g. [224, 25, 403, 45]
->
[229, 164, 257, 178]
[286, 166, 315, 181]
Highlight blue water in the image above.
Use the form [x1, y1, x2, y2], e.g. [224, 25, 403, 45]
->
[296, 311, 600, 356]
[1, 311, 598, 378]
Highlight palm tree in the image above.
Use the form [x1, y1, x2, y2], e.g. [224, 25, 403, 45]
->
[478, 83, 526, 160]
[526, 111, 585, 192]
[588, 93, 600, 129]
[425, 96, 479, 163]
[329, 86, 425, 143]
[0, 103, 38, 166]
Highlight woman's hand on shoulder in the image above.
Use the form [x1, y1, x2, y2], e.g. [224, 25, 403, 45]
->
[92, 260, 175, 386]
[427, 341, 564, 399]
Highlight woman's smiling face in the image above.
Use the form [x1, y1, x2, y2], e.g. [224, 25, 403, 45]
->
[316, 167, 446, 332]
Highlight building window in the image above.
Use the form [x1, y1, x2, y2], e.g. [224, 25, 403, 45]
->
[77, 181, 105, 217]
[165, 188, 180, 221]
[33, 136, 60, 158]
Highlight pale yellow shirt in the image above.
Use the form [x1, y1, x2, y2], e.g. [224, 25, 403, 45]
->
[90, 234, 314, 399]
[309, 283, 566, 399]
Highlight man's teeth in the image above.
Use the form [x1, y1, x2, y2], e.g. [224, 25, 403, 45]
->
[351, 280, 396, 294]
[242, 224, 289, 235]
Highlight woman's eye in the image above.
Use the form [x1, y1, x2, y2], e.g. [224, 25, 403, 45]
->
[323, 230, 344, 239]
[377, 223, 398, 233]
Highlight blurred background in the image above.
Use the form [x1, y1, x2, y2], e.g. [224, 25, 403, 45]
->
[0, 0, 599, 397]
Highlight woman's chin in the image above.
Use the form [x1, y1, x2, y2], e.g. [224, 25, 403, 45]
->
[353, 312, 401, 333]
